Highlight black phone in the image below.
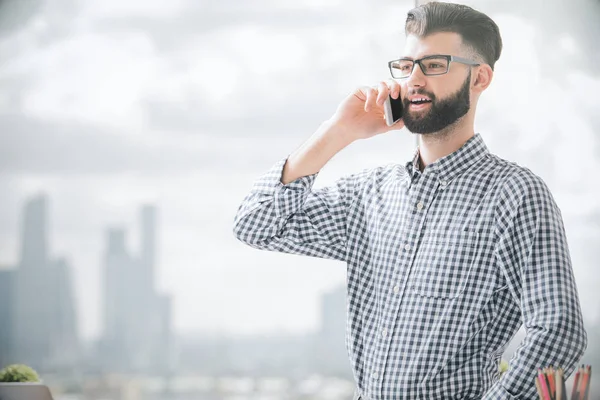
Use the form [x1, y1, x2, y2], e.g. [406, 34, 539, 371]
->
[383, 94, 403, 126]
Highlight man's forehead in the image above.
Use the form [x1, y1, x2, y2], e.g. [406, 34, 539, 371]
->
[401, 32, 464, 59]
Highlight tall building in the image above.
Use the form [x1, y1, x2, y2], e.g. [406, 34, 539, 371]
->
[11, 194, 80, 370]
[0, 268, 15, 368]
[140, 205, 156, 291]
[101, 228, 137, 370]
[100, 205, 172, 373]
[102, 228, 128, 348]
[19, 195, 48, 270]
[46, 257, 80, 368]
[316, 284, 352, 376]
[13, 195, 54, 367]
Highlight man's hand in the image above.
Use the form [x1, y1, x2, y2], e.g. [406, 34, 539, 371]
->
[281, 80, 405, 184]
[330, 80, 405, 142]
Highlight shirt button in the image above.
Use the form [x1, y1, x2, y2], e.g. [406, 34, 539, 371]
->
[416, 201, 424, 211]
[440, 180, 448, 187]
[381, 328, 388, 338]
[393, 285, 400, 294]
[372, 371, 379, 379]
[404, 244, 411, 251]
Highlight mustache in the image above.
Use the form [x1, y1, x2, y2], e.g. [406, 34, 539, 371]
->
[406, 90, 435, 99]
[403, 91, 436, 105]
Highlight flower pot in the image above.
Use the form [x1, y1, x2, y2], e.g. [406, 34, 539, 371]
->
[0, 382, 54, 400]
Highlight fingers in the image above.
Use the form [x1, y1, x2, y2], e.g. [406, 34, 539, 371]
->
[375, 81, 390, 107]
[363, 87, 377, 112]
[387, 79, 401, 100]
[363, 80, 401, 112]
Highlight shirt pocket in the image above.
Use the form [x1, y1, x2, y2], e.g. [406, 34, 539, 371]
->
[409, 229, 479, 299]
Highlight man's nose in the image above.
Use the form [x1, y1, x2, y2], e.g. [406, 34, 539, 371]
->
[406, 62, 427, 87]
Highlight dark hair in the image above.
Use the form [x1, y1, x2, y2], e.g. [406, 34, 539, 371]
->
[405, 2, 502, 70]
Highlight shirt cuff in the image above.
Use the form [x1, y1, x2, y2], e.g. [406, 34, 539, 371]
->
[252, 156, 319, 218]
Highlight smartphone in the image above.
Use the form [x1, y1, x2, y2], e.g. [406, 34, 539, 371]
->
[384, 94, 403, 126]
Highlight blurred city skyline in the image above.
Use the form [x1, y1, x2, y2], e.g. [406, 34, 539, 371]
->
[0, 0, 599, 349]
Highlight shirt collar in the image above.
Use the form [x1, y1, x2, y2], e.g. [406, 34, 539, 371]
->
[404, 133, 489, 185]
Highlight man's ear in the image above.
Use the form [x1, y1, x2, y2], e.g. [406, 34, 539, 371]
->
[473, 64, 493, 92]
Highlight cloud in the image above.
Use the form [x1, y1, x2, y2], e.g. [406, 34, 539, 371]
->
[0, 0, 408, 132]
[0, 112, 318, 176]
[0, 114, 213, 175]
[2, 0, 600, 341]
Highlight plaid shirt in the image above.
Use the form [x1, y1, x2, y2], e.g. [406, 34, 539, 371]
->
[233, 133, 587, 399]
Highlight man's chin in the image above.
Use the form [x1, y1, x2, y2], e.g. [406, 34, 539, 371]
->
[403, 119, 442, 135]
[403, 112, 433, 132]
[405, 111, 430, 120]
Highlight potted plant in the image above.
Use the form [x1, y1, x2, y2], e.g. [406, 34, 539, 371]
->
[0, 364, 41, 382]
[0, 364, 54, 399]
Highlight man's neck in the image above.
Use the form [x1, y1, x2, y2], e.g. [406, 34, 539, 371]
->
[416, 122, 475, 172]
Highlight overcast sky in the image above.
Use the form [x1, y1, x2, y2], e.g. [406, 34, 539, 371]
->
[0, 0, 599, 341]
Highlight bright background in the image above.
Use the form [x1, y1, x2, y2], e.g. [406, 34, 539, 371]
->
[0, 0, 598, 399]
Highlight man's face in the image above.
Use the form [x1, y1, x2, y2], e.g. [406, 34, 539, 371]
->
[399, 32, 474, 134]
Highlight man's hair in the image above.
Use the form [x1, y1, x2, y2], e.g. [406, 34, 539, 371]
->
[405, 2, 502, 70]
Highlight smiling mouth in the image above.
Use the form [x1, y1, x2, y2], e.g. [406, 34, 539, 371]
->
[409, 100, 432, 110]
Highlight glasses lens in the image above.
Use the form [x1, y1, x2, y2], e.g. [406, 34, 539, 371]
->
[390, 59, 414, 78]
[421, 57, 448, 75]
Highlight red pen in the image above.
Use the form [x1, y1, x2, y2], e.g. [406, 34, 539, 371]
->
[572, 365, 582, 400]
[547, 367, 556, 398]
[583, 366, 592, 400]
[538, 368, 552, 400]
[579, 366, 590, 400]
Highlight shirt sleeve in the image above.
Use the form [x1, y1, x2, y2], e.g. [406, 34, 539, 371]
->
[482, 169, 588, 399]
[232, 156, 370, 262]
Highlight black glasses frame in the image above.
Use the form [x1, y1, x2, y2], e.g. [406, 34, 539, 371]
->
[388, 55, 480, 79]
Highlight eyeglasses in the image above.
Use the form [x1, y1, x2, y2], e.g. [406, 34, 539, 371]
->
[388, 55, 480, 79]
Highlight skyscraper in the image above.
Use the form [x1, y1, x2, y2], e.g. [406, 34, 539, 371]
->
[141, 205, 156, 291]
[100, 205, 172, 373]
[12, 194, 80, 370]
[13, 195, 54, 367]
[46, 257, 80, 368]
[101, 228, 136, 370]
[317, 284, 352, 376]
[19, 195, 48, 270]
[0, 268, 15, 368]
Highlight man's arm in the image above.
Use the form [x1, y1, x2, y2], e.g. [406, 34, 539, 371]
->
[233, 120, 361, 261]
[281, 120, 353, 184]
[482, 169, 587, 399]
[233, 81, 405, 261]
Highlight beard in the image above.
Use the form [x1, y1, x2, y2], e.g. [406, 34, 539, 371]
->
[402, 71, 471, 135]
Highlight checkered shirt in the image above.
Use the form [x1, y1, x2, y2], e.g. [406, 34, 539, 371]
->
[233, 133, 587, 399]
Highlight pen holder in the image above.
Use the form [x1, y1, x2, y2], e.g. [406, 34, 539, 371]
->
[534, 365, 591, 400]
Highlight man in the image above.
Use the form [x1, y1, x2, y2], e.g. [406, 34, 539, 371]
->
[233, 2, 587, 399]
